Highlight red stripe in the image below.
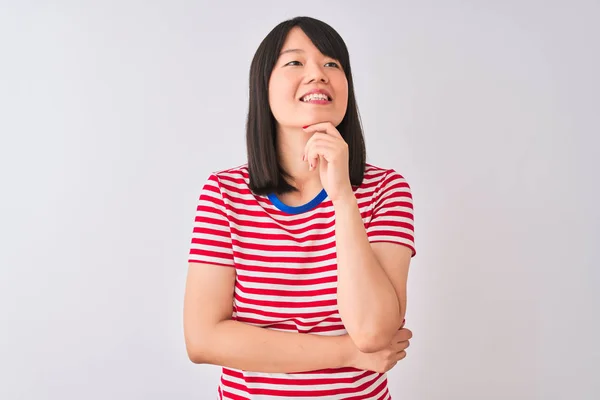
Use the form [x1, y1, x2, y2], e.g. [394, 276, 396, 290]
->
[231, 238, 336, 253]
[239, 370, 373, 386]
[235, 307, 339, 322]
[235, 282, 336, 299]
[193, 214, 229, 228]
[221, 378, 251, 396]
[191, 226, 231, 239]
[235, 293, 336, 310]
[230, 227, 336, 243]
[294, 367, 362, 374]
[308, 324, 346, 333]
[233, 312, 342, 327]
[234, 251, 336, 264]
[221, 390, 249, 400]
[237, 273, 337, 286]
[189, 248, 233, 262]
[376, 388, 390, 400]
[191, 237, 232, 249]
[367, 229, 414, 242]
[233, 262, 336, 275]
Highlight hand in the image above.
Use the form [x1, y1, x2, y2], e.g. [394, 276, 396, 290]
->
[349, 327, 412, 374]
[302, 122, 353, 203]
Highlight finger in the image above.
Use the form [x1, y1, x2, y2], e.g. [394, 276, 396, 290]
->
[393, 328, 412, 342]
[392, 338, 409, 352]
[303, 133, 334, 162]
[396, 328, 412, 342]
[306, 143, 336, 169]
[307, 148, 333, 171]
[396, 340, 410, 351]
[302, 122, 343, 139]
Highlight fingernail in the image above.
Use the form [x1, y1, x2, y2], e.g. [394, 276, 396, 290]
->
[302, 125, 309, 129]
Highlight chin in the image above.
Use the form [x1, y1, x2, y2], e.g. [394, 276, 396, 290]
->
[302, 113, 344, 125]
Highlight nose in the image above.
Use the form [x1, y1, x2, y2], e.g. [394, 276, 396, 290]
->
[304, 62, 328, 84]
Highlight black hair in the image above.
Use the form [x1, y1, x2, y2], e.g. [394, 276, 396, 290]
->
[246, 16, 366, 195]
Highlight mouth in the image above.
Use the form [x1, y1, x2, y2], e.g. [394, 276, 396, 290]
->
[299, 94, 332, 105]
[299, 89, 333, 104]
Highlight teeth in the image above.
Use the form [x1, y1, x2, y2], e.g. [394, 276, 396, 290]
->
[302, 93, 329, 102]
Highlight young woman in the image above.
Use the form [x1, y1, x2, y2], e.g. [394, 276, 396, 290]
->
[184, 16, 416, 400]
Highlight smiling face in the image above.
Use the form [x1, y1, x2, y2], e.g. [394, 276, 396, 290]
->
[268, 27, 349, 130]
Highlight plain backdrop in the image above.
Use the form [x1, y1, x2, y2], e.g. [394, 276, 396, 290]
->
[1, 1, 598, 399]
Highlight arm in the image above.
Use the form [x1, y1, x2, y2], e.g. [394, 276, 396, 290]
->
[300, 124, 416, 355]
[333, 196, 409, 352]
[183, 261, 356, 373]
[334, 172, 414, 353]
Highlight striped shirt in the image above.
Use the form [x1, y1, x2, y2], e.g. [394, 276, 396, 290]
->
[188, 163, 416, 399]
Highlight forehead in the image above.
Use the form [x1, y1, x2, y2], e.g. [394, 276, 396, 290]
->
[280, 27, 321, 55]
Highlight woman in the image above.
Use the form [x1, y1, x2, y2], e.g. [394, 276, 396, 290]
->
[184, 16, 416, 399]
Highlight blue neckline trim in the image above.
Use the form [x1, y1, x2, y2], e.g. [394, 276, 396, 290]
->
[267, 188, 328, 214]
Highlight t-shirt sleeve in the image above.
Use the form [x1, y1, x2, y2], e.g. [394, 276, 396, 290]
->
[188, 174, 235, 267]
[366, 169, 416, 257]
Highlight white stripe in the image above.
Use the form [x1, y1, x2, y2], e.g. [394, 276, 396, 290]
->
[232, 245, 336, 259]
[238, 269, 336, 280]
[237, 280, 337, 292]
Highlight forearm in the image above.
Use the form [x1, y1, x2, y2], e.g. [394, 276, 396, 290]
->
[191, 319, 355, 373]
[333, 195, 402, 351]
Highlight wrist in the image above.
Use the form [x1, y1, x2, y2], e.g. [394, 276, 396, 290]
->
[340, 334, 359, 368]
[331, 190, 356, 209]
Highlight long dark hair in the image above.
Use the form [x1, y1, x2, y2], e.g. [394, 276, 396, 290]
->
[246, 16, 366, 195]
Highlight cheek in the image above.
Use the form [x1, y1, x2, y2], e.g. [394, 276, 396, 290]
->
[268, 78, 297, 122]
[332, 76, 349, 100]
[268, 79, 284, 106]
[272, 72, 297, 93]
[336, 84, 349, 111]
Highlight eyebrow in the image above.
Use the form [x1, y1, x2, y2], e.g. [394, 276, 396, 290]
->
[279, 48, 305, 56]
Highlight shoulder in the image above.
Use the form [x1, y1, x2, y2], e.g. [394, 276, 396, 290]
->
[211, 163, 249, 179]
[205, 163, 250, 187]
[200, 164, 252, 206]
[364, 163, 411, 190]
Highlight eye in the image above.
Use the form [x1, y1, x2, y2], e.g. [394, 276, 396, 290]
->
[325, 62, 340, 68]
[284, 61, 302, 66]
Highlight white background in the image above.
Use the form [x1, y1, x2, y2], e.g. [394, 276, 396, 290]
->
[1, 1, 598, 399]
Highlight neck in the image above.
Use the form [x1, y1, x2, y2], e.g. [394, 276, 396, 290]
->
[276, 125, 322, 192]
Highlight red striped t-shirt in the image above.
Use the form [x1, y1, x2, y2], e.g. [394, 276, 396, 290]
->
[188, 163, 416, 399]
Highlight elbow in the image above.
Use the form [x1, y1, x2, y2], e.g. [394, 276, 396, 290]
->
[352, 330, 394, 353]
[186, 342, 202, 364]
[184, 320, 225, 364]
[187, 348, 202, 364]
[185, 331, 213, 364]
[186, 343, 210, 364]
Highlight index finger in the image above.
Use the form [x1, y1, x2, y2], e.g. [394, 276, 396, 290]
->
[302, 122, 342, 138]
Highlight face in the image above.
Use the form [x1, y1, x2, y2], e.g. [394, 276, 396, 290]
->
[268, 27, 348, 130]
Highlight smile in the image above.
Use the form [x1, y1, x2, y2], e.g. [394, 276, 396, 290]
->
[301, 93, 331, 101]
[299, 88, 333, 104]
[300, 93, 332, 105]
